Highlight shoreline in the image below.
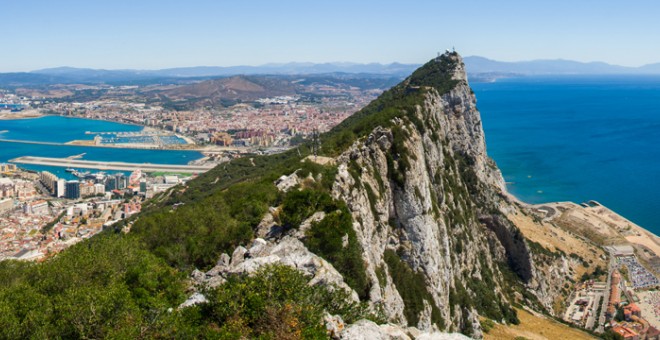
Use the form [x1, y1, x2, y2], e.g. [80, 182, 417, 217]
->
[530, 199, 660, 257]
[0, 112, 284, 154]
[502, 179, 660, 257]
[0, 110, 44, 120]
[0, 113, 207, 152]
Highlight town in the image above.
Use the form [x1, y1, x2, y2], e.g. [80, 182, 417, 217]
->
[0, 162, 193, 261]
[1, 77, 385, 151]
[0, 75, 388, 262]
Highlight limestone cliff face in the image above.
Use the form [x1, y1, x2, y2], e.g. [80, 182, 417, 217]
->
[327, 53, 571, 334]
[192, 52, 578, 337]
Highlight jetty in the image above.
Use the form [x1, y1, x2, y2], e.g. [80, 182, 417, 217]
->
[10, 156, 215, 173]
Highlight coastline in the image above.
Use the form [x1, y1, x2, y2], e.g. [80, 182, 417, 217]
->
[0, 113, 205, 152]
[0, 109, 44, 120]
[502, 180, 660, 261]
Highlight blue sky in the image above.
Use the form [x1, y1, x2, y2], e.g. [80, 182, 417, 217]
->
[2, 0, 659, 71]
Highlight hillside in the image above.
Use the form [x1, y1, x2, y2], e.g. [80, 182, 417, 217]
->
[0, 52, 605, 339]
[157, 75, 298, 104]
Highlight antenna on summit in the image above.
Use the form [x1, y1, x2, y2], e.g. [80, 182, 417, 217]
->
[311, 128, 320, 160]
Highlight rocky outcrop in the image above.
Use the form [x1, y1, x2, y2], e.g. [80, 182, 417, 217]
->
[190, 236, 359, 301]
[339, 320, 472, 340]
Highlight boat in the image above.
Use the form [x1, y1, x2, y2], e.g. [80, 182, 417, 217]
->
[65, 168, 76, 173]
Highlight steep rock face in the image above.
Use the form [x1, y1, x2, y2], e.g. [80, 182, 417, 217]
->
[327, 53, 570, 334]
[184, 52, 577, 337]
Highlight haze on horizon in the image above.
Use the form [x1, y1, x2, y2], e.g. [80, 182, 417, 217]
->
[3, 0, 660, 72]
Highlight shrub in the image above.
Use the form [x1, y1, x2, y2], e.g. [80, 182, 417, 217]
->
[305, 207, 370, 300]
[384, 250, 443, 328]
[202, 265, 373, 338]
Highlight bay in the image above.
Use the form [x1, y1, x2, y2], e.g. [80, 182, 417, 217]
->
[0, 116, 203, 179]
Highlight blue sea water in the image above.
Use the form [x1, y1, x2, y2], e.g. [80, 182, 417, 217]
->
[0, 116, 202, 179]
[472, 75, 660, 232]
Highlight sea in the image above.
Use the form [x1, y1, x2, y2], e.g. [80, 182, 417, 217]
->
[0, 115, 202, 179]
[472, 75, 660, 233]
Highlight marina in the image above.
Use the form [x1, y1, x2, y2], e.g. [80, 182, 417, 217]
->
[85, 130, 188, 146]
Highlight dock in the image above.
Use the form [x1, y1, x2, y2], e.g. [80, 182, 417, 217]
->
[10, 156, 216, 173]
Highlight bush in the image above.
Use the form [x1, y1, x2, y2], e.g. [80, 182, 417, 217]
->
[305, 207, 370, 300]
[202, 265, 373, 338]
[480, 318, 495, 333]
[279, 188, 336, 229]
[0, 235, 186, 339]
[384, 250, 443, 328]
[132, 179, 278, 270]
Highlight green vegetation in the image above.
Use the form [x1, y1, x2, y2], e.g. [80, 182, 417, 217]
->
[305, 207, 370, 299]
[601, 329, 625, 340]
[592, 296, 604, 331]
[364, 182, 379, 217]
[199, 265, 376, 339]
[384, 250, 444, 328]
[321, 53, 460, 156]
[580, 265, 607, 282]
[0, 235, 186, 339]
[408, 54, 460, 93]
[480, 318, 495, 334]
[133, 178, 279, 270]
[280, 188, 335, 229]
[277, 179, 370, 300]
[41, 210, 66, 233]
[467, 257, 519, 325]
[0, 240, 372, 338]
[375, 265, 387, 288]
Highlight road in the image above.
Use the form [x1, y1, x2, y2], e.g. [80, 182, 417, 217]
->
[585, 292, 602, 329]
[595, 258, 616, 333]
[10, 156, 216, 173]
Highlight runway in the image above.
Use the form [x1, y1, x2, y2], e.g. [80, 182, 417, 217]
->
[10, 156, 215, 173]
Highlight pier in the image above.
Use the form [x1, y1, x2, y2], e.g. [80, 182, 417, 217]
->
[10, 156, 215, 173]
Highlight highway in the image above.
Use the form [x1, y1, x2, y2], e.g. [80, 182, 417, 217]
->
[10, 156, 216, 173]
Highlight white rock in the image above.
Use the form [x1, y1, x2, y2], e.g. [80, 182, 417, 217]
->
[178, 292, 208, 309]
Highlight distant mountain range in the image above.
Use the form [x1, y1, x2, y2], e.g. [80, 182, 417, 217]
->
[463, 56, 660, 75]
[3, 57, 660, 87]
[0, 63, 418, 87]
[30, 62, 419, 80]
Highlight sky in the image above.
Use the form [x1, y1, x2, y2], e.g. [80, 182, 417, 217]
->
[2, 0, 660, 72]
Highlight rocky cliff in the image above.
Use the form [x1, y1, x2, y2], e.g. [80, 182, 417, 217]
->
[325, 53, 563, 335]
[185, 52, 587, 338]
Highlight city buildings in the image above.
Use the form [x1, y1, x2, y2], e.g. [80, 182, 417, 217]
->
[0, 178, 14, 198]
[0, 163, 17, 173]
[40, 171, 58, 194]
[0, 198, 12, 214]
[65, 180, 80, 199]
